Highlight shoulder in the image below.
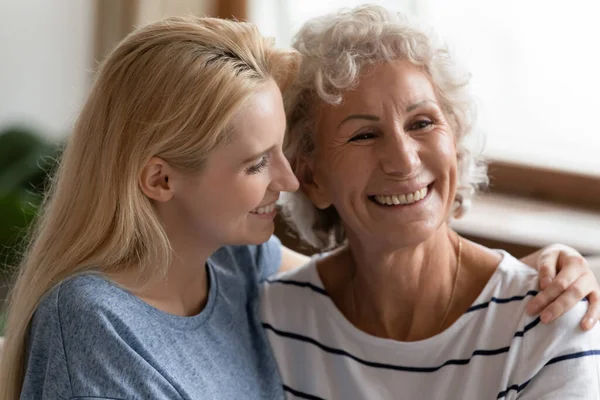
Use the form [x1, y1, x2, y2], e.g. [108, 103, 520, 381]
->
[490, 251, 541, 298]
[25, 274, 137, 398]
[211, 235, 282, 282]
[29, 274, 143, 359]
[495, 252, 593, 347]
[507, 297, 600, 397]
[262, 256, 320, 292]
[473, 251, 547, 336]
[33, 274, 122, 329]
[27, 275, 184, 398]
[260, 257, 323, 320]
[489, 253, 600, 393]
[31, 273, 156, 353]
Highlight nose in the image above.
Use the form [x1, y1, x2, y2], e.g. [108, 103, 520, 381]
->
[269, 152, 300, 193]
[380, 128, 421, 176]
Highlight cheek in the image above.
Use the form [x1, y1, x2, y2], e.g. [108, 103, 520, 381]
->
[316, 155, 350, 197]
[426, 132, 458, 178]
[438, 132, 458, 161]
[234, 176, 271, 210]
[434, 135, 459, 217]
[198, 176, 266, 217]
[321, 157, 372, 211]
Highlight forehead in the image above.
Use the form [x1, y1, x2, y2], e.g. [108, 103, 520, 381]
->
[206, 80, 285, 164]
[325, 60, 437, 115]
[228, 80, 285, 145]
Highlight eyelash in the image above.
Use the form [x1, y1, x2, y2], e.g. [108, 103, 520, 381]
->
[246, 155, 269, 175]
[348, 119, 435, 142]
[410, 119, 434, 130]
[349, 132, 377, 142]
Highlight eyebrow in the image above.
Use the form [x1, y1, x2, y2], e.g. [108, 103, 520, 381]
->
[337, 100, 439, 129]
[406, 99, 437, 112]
[241, 145, 276, 164]
[337, 114, 380, 129]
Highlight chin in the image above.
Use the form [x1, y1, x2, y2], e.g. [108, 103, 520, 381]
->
[229, 224, 275, 246]
[253, 224, 276, 244]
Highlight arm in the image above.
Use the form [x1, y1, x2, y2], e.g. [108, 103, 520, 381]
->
[513, 304, 600, 399]
[520, 244, 600, 330]
[23, 280, 182, 399]
[279, 245, 310, 273]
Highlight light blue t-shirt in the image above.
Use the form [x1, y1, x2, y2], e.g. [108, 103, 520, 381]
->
[22, 236, 284, 399]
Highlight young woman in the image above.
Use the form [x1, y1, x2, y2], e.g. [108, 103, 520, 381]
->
[0, 15, 596, 400]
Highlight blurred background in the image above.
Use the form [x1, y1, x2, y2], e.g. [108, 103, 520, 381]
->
[1, 0, 599, 329]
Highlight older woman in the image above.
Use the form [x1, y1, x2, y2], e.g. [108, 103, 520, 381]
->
[260, 5, 600, 399]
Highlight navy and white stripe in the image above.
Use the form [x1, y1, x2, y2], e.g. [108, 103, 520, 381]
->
[261, 252, 600, 400]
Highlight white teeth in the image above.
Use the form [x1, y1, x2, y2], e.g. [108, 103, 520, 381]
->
[373, 186, 428, 206]
[251, 202, 277, 214]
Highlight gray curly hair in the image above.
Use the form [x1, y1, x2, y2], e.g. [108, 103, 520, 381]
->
[282, 4, 488, 250]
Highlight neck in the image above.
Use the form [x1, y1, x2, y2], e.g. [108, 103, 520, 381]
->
[320, 225, 466, 341]
[113, 228, 219, 317]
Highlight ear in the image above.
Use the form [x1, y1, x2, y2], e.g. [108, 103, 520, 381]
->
[139, 157, 173, 202]
[296, 156, 331, 210]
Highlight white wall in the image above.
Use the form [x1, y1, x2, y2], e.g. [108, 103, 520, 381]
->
[0, 1, 94, 140]
[418, 0, 600, 176]
[0, 0, 215, 141]
[136, 0, 209, 26]
[251, 0, 416, 48]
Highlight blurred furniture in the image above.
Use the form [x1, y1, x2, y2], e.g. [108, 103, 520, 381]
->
[275, 192, 600, 260]
[452, 192, 600, 258]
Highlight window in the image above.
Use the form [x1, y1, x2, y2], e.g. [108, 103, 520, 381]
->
[250, 0, 600, 177]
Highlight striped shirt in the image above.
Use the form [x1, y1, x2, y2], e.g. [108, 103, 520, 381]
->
[260, 251, 600, 400]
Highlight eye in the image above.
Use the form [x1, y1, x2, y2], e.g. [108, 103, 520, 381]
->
[246, 155, 269, 175]
[409, 119, 434, 131]
[349, 132, 377, 142]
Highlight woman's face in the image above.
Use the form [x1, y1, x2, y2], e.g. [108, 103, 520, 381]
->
[304, 60, 458, 248]
[167, 79, 299, 248]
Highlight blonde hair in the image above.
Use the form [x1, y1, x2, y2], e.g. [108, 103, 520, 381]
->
[0, 16, 299, 398]
[282, 5, 487, 250]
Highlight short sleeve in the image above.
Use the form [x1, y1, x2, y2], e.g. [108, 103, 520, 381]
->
[511, 303, 600, 399]
[22, 277, 183, 399]
[253, 235, 282, 281]
[22, 289, 73, 399]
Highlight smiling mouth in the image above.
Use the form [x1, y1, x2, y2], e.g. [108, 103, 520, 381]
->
[368, 184, 432, 206]
[250, 202, 277, 215]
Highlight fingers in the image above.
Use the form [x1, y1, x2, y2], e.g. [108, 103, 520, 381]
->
[526, 247, 598, 330]
[527, 253, 584, 316]
[537, 263, 555, 290]
[539, 275, 591, 323]
[536, 248, 562, 290]
[581, 291, 600, 331]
